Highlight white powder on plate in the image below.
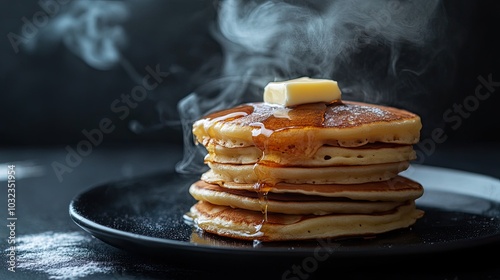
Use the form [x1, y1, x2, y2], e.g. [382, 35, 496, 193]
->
[12, 231, 113, 279]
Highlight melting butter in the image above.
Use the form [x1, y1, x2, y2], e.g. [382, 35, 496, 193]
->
[263, 77, 341, 107]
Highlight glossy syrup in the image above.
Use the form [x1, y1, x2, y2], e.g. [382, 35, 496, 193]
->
[250, 102, 332, 241]
[201, 102, 337, 241]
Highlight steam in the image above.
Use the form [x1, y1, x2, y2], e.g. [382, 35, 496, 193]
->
[23, 0, 129, 70]
[213, 0, 447, 99]
[175, 0, 451, 174]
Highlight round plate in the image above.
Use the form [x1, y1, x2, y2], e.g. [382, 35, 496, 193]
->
[69, 164, 500, 262]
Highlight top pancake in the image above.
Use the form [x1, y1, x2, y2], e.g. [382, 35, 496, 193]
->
[193, 101, 421, 155]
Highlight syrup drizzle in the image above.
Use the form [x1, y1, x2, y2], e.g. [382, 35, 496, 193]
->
[197, 102, 336, 240]
[248, 102, 330, 240]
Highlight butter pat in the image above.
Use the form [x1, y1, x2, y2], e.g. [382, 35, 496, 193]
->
[263, 77, 341, 107]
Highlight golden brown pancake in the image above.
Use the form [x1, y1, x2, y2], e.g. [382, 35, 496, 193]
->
[200, 175, 424, 201]
[189, 180, 418, 215]
[205, 142, 416, 166]
[202, 161, 410, 185]
[189, 201, 424, 242]
[193, 101, 421, 152]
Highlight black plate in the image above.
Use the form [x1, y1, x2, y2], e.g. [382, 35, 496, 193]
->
[69, 164, 500, 262]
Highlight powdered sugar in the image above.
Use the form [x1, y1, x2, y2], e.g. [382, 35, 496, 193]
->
[13, 231, 113, 279]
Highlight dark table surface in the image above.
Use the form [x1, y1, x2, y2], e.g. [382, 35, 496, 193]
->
[1, 141, 499, 280]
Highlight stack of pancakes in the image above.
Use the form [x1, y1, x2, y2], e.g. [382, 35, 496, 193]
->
[187, 99, 424, 242]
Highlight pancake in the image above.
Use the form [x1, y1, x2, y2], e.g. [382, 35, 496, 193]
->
[193, 101, 421, 152]
[189, 180, 413, 215]
[202, 161, 410, 185]
[204, 143, 262, 164]
[189, 201, 424, 242]
[209, 175, 424, 201]
[205, 142, 416, 166]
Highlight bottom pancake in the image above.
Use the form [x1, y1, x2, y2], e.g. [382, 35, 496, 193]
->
[189, 201, 424, 242]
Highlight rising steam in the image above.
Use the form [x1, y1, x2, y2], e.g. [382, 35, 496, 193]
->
[23, 0, 129, 70]
[175, 0, 452, 174]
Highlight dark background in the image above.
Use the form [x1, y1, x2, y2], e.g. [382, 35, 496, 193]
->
[0, 0, 221, 147]
[1, 0, 499, 149]
[0, 2, 499, 279]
